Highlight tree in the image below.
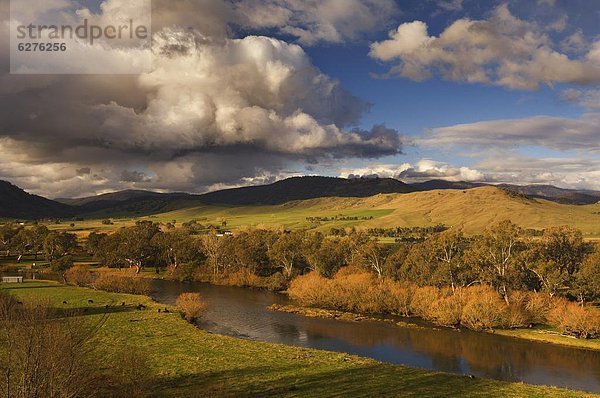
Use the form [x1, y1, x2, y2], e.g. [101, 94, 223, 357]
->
[0, 223, 23, 257]
[466, 221, 523, 303]
[86, 232, 108, 258]
[527, 227, 588, 298]
[43, 231, 78, 262]
[341, 231, 371, 266]
[9, 225, 49, 262]
[153, 229, 202, 270]
[400, 241, 439, 285]
[229, 230, 277, 275]
[429, 230, 467, 291]
[268, 231, 306, 278]
[573, 248, 600, 304]
[383, 244, 410, 281]
[202, 234, 228, 275]
[114, 221, 161, 274]
[356, 240, 396, 279]
[305, 237, 347, 278]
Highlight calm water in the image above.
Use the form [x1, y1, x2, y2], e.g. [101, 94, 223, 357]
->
[151, 280, 600, 393]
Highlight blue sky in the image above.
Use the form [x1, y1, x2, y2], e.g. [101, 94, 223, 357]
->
[279, 0, 600, 188]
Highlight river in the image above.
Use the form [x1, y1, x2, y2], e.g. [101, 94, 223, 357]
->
[150, 279, 600, 393]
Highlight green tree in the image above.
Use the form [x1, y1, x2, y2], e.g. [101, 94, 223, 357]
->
[43, 231, 78, 262]
[0, 223, 23, 257]
[429, 230, 468, 291]
[202, 233, 228, 275]
[153, 229, 202, 270]
[229, 230, 277, 275]
[356, 240, 396, 279]
[114, 221, 161, 274]
[268, 231, 306, 278]
[306, 237, 347, 278]
[573, 248, 600, 304]
[466, 221, 523, 303]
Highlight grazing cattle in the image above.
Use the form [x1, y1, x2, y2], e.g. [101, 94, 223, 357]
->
[62, 301, 68, 304]
[88, 299, 94, 304]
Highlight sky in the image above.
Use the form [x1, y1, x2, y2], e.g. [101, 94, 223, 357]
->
[0, 0, 599, 198]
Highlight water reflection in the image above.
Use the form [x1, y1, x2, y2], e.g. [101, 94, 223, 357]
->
[151, 280, 600, 393]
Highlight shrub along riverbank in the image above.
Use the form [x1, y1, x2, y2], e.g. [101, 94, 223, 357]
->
[288, 270, 600, 341]
[1, 281, 598, 398]
[57, 265, 600, 349]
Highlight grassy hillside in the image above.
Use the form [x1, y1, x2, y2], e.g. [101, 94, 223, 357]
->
[358, 187, 600, 235]
[2, 281, 597, 397]
[49, 187, 600, 239]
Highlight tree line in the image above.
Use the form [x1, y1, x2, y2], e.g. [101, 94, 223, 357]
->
[1, 220, 599, 304]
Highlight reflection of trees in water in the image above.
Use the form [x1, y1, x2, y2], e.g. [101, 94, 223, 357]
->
[300, 320, 600, 383]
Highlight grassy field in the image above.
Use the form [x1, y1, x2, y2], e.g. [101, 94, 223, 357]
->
[37, 187, 600, 239]
[1, 280, 598, 397]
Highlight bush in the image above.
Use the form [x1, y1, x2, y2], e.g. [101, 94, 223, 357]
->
[461, 287, 507, 331]
[64, 266, 96, 286]
[505, 291, 532, 329]
[410, 286, 440, 319]
[383, 282, 414, 317]
[93, 274, 151, 296]
[64, 267, 151, 295]
[428, 291, 464, 327]
[288, 272, 332, 308]
[548, 299, 600, 339]
[176, 293, 207, 323]
[524, 292, 554, 325]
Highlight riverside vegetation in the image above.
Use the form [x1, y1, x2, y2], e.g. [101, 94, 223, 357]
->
[1, 219, 599, 341]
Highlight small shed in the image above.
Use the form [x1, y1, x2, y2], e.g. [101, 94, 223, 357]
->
[1, 276, 24, 283]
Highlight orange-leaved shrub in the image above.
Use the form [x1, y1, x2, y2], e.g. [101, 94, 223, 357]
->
[460, 286, 507, 331]
[288, 270, 600, 335]
[176, 293, 207, 323]
[92, 274, 151, 295]
[64, 267, 151, 295]
[548, 298, 600, 339]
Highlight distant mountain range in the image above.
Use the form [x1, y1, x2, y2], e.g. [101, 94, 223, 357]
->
[198, 176, 415, 205]
[1, 176, 599, 220]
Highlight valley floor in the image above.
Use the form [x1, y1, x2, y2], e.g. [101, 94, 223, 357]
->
[1, 281, 598, 397]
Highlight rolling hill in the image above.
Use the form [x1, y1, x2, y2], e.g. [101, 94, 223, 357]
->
[0, 180, 73, 219]
[2, 177, 600, 230]
[198, 176, 416, 205]
[128, 186, 600, 237]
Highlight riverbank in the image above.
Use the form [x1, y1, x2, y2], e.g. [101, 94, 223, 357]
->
[268, 304, 429, 330]
[1, 281, 597, 397]
[270, 302, 600, 352]
[27, 265, 600, 352]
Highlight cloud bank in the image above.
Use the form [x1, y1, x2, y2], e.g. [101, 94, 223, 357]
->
[370, 4, 600, 90]
[0, 0, 402, 197]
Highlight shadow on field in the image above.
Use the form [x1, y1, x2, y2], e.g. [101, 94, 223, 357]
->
[54, 305, 144, 318]
[151, 363, 508, 398]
